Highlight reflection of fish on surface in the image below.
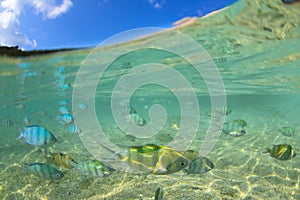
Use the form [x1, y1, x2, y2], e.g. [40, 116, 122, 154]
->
[17, 125, 57, 146]
[72, 159, 115, 177]
[22, 162, 64, 180]
[184, 157, 214, 174]
[264, 144, 296, 160]
[46, 151, 78, 169]
[101, 143, 190, 175]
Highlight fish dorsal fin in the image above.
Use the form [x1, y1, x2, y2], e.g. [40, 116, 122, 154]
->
[129, 107, 137, 114]
[129, 144, 162, 154]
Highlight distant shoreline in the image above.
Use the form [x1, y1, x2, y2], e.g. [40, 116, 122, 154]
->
[0, 7, 229, 58]
[0, 17, 201, 58]
[0, 6, 230, 58]
[0, 46, 86, 57]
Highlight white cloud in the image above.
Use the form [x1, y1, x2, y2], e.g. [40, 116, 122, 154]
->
[31, 0, 73, 19]
[148, 0, 165, 9]
[0, 0, 73, 49]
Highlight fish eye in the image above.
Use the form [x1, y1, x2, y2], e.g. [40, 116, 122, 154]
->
[180, 161, 187, 167]
[56, 173, 61, 178]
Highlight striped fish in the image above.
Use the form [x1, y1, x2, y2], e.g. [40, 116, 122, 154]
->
[123, 107, 146, 126]
[265, 144, 296, 160]
[47, 152, 77, 169]
[233, 119, 247, 128]
[66, 125, 81, 134]
[279, 127, 295, 137]
[222, 119, 247, 137]
[57, 113, 74, 124]
[184, 157, 214, 174]
[17, 125, 57, 146]
[1, 118, 13, 127]
[209, 106, 232, 118]
[74, 160, 115, 177]
[22, 162, 64, 180]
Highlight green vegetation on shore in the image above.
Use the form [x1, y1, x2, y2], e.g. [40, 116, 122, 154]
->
[0, 46, 83, 57]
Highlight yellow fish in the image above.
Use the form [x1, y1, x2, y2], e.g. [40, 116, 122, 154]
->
[47, 152, 77, 169]
[265, 144, 296, 160]
[102, 144, 190, 175]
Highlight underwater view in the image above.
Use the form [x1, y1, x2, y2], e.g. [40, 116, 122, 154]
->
[1, 0, 300, 199]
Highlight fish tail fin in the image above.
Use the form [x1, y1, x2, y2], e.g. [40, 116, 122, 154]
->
[68, 158, 78, 168]
[22, 164, 30, 173]
[69, 160, 79, 169]
[263, 148, 271, 154]
[17, 128, 24, 140]
[129, 107, 137, 114]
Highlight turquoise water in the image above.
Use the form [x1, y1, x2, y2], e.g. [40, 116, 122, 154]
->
[1, 44, 300, 199]
[1, 0, 300, 199]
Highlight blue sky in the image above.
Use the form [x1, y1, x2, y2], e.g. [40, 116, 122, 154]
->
[0, 0, 237, 50]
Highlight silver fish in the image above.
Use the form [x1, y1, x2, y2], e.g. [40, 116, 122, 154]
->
[57, 113, 74, 124]
[279, 127, 295, 137]
[128, 113, 146, 126]
[128, 107, 146, 126]
[1, 118, 13, 127]
[184, 157, 214, 174]
[209, 106, 232, 118]
[22, 162, 64, 180]
[66, 125, 81, 134]
[17, 125, 57, 146]
[223, 119, 247, 137]
[74, 160, 115, 177]
[78, 103, 88, 110]
[228, 130, 246, 137]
